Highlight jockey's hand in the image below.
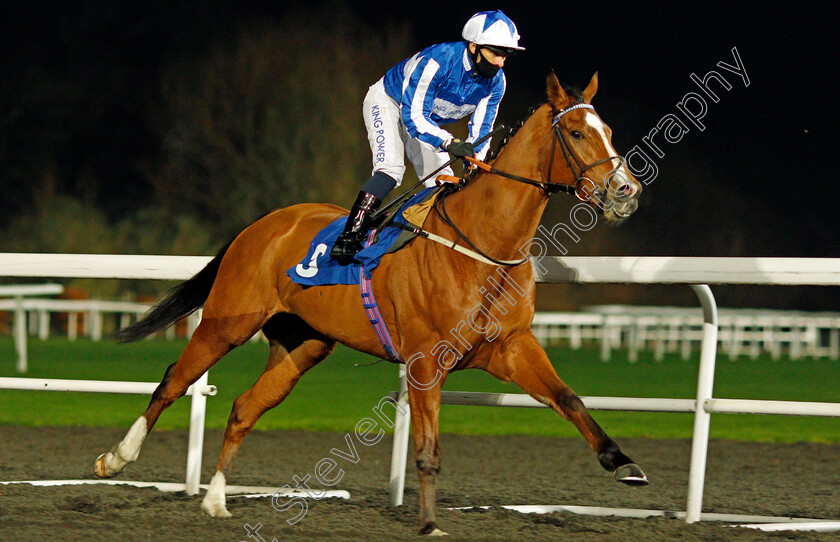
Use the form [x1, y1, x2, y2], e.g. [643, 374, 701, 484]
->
[446, 139, 475, 159]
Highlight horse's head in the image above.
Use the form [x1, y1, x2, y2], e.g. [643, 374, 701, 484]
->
[544, 71, 642, 224]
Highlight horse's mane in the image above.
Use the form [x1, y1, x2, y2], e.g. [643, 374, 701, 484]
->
[482, 84, 583, 164]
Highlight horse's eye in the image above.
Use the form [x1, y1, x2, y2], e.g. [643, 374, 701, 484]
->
[570, 130, 585, 140]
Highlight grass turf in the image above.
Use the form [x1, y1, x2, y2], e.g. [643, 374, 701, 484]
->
[0, 337, 837, 443]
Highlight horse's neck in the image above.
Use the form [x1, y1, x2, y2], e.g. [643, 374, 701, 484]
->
[440, 131, 550, 259]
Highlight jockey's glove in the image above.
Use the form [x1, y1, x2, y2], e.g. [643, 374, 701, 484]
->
[446, 139, 475, 159]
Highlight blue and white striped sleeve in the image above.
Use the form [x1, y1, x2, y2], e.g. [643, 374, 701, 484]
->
[469, 73, 506, 160]
[399, 57, 453, 149]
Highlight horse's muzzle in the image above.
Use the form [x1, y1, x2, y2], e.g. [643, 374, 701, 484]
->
[603, 181, 641, 222]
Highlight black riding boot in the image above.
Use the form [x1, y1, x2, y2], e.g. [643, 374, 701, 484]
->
[330, 191, 382, 264]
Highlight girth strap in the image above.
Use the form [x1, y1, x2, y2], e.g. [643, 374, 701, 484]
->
[358, 216, 527, 364]
[359, 231, 404, 362]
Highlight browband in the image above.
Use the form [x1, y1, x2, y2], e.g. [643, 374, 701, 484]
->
[552, 103, 594, 125]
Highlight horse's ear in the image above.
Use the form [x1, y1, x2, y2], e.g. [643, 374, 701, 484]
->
[582, 71, 599, 103]
[547, 71, 569, 108]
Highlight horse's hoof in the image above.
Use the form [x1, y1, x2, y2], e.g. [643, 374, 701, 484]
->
[614, 463, 649, 486]
[419, 522, 448, 536]
[93, 453, 114, 479]
[201, 498, 233, 518]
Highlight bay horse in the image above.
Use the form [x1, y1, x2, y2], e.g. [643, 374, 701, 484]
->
[94, 72, 645, 536]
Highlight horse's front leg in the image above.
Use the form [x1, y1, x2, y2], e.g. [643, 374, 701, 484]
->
[406, 359, 448, 536]
[484, 331, 648, 485]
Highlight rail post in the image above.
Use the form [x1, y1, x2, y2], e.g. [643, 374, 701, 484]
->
[685, 284, 719, 523]
[389, 365, 411, 506]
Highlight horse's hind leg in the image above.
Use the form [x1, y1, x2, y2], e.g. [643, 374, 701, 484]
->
[486, 332, 648, 485]
[201, 314, 335, 518]
[94, 313, 264, 478]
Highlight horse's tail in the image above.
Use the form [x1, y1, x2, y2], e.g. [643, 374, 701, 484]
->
[116, 241, 233, 343]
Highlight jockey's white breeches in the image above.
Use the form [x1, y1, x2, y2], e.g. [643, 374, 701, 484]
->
[363, 78, 453, 188]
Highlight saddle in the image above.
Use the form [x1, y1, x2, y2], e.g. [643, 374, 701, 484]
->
[286, 186, 446, 287]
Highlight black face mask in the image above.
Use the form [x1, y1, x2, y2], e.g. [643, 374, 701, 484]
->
[470, 47, 500, 79]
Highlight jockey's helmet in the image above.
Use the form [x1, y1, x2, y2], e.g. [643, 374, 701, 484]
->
[462, 10, 524, 55]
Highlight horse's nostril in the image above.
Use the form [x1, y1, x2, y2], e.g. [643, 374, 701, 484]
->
[613, 184, 631, 197]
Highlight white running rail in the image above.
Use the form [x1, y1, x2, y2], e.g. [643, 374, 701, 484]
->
[2, 253, 839, 527]
[0, 254, 212, 494]
[388, 256, 840, 530]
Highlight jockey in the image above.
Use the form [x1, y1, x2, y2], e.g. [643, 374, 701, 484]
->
[330, 10, 524, 264]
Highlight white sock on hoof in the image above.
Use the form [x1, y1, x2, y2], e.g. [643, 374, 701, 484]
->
[101, 417, 147, 475]
[201, 471, 232, 518]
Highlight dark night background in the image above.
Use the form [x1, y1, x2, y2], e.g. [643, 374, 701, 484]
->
[1, 1, 837, 309]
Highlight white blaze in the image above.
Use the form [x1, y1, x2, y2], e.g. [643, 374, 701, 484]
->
[584, 111, 633, 196]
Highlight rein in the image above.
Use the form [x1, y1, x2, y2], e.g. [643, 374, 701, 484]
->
[392, 219, 527, 266]
[432, 186, 530, 266]
[370, 126, 505, 224]
[424, 102, 623, 267]
[464, 102, 622, 203]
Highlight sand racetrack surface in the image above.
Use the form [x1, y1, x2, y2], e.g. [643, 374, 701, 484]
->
[0, 426, 838, 541]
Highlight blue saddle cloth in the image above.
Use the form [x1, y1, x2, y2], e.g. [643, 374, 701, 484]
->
[286, 187, 436, 286]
